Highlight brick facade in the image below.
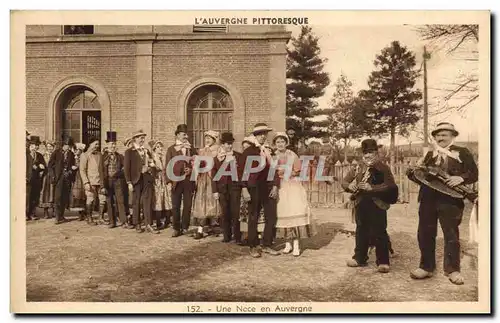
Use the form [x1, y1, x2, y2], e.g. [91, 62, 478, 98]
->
[26, 25, 290, 152]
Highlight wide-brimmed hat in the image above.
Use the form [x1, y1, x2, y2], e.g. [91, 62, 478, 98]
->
[204, 130, 220, 141]
[252, 123, 273, 135]
[361, 139, 378, 153]
[148, 139, 164, 151]
[220, 132, 235, 144]
[29, 136, 41, 145]
[106, 131, 118, 143]
[431, 122, 459, 137]
[61, 135, 74, 147]
[124, 137, 133, 147]
[175, 124, 189, 135]
[75, 143, 86, 151]
[272, 132, 289, 145]
[43, 140, 55, 147]
[131, 129, 147, 139]
[88, 136, 100, 146]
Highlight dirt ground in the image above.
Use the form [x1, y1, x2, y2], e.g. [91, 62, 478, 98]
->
[25, 202, 478, 302]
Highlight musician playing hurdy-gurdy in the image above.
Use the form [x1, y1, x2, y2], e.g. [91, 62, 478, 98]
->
[407, 122, 478, 285]
[341, 139, 399, 273]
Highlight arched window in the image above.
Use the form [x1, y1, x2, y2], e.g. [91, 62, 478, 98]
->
[186, 85, 233, 148]
[60, 88, 102, 147]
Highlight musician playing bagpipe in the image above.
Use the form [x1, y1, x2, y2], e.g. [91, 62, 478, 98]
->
[407, 123, 478, 285]
[341, 139, 399, 273]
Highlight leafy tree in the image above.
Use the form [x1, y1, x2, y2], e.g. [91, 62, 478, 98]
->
[286, 26, 331, 146]
[361, 41, 423, 164]
[315, 74, 366, 161]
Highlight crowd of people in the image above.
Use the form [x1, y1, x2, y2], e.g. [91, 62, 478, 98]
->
[25, 123, 315, 257]
[25, 121, 478, 284]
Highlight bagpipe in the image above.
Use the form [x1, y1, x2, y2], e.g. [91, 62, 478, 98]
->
[407, 165, 479, 244]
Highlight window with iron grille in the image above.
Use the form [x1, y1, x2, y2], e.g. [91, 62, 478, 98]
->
[63, 25, 94, 35]
[187, 85, 233, 149]
[61, 89, 101, 148]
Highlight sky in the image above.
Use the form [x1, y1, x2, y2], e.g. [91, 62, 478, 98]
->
[286, 25, 479, 146]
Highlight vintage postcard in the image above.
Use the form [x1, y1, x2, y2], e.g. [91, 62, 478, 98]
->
[11, 10, 490, 314]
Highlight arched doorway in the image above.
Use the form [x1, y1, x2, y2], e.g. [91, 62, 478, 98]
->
[56, 86, 102, 148]
[186, 85, 234, 149]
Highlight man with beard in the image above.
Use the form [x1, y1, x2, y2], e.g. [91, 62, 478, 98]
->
[26, 136, 45, 221]
[48, 136, 76, 224]
[80, 138, 106, 225]
[164, 124, 197, 237]
[103, 131, 130, 229]
[408, 123, 478, 285]
[241, 123, 280, 258]
[124, 130, 158, 234]
[341, 139, 398, 273]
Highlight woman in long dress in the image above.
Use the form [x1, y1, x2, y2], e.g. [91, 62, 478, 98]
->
[273, 132, 314, 256]
[69, 143, 86, 220]
[148, 140, 173, 230]
[39, 140, 55, 219]
[239, 136, 266, 244]
[192, 130, 221, 239]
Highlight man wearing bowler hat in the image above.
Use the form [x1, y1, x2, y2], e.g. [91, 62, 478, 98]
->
[164, 124, 198, 237]
[241, 123, 281, 258]
[212, 132, 245, 244]
[26, 135, 46, 221]
[80, 137, 106, 225]
[408, 122, 478, 285]
[48, 135, 77, 224]
[341, 139, 398, 273]
[124, 129, 158, 234]
[103, 131, 130, 229]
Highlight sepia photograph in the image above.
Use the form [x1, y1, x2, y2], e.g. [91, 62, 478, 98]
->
[10, 10, 490, 314]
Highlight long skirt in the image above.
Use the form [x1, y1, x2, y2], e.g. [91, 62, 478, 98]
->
[276, 178, 316, 239]
[69, 173, 86, 211]
[192, 173, 221, 225]
[39, 174, 54, 209]
[153, 175, 172, 211]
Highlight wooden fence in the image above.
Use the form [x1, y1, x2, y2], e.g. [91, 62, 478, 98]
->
[303, 160, 478, 207]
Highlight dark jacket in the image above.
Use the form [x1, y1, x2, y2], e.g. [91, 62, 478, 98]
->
[124, 147, 153, 185]
[211, 151, 245, 193]
[103, 151, 125, 185]
[341, 160, 398, 205]
[48, 148, 76, 183]
[163, 144, 197, 187]
[26, 150, 46, 184]
[418, 145, 478, 202]
[241, 144, 280, 188]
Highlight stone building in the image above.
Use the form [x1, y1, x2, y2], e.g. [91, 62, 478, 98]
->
[26, 25, 291, 151]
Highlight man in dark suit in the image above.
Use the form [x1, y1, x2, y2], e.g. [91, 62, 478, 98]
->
[241, 123, 281, 258]
[103, 131, 130, 229]
[341, 139, 398, 273]
[48, 136, 76, 225]
[164, 124, 198, 237]
[26, 136, 46, 221]
[124, 129, 158, 234]
[408, 123, 478, 285]
[212, 132, 245, 244]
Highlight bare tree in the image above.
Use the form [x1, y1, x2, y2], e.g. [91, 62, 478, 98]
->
[416, 24, 479, 113]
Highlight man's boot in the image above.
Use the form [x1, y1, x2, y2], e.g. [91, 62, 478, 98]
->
[86, 204, 97, 225]
[43, 208, 50, 219]
[99, 204, 108, 225]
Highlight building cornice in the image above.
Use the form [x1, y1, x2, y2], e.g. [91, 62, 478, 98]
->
[26, 31, 292, 43]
